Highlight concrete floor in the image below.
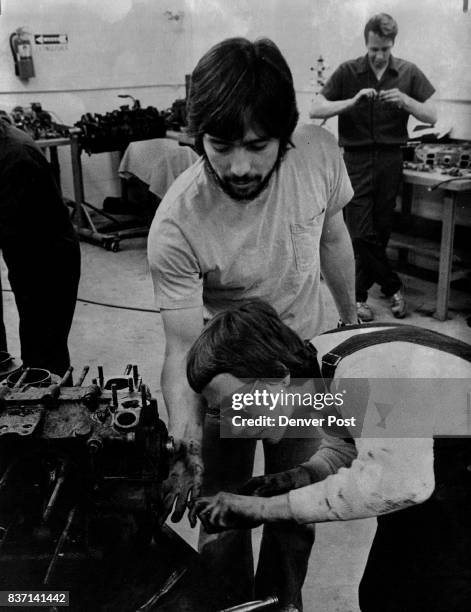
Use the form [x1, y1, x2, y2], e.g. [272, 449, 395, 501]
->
[2, 238, 471, 612]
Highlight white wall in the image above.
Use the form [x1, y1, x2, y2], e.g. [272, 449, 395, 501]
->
[1, 0, 470, 204]
[187, 0, 471, 135]
[0, 0, 190, 92]
[0, 0, 189, 201]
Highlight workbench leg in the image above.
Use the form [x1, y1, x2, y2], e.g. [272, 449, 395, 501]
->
[70, 135, 86, 229]
[434, 193, 456, 321]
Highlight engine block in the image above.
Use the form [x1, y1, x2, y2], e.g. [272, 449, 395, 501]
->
[0, 364, 174, 610]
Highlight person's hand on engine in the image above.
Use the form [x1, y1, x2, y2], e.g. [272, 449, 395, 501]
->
[158, 437, 204, 528]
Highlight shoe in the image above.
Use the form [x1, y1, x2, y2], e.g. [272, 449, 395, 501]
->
[390, 289, 406, 318]
[356, 301, 374, 322]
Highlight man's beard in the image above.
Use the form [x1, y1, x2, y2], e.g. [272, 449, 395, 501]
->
[204, 157, 278, 202]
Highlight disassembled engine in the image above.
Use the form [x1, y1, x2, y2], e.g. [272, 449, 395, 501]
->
[414, 142, 471, 169]
[0, 364, 174, 610]
[0, 364, 282, 611]
[75, 101, 166, 154]
[6, 103, 70, 140]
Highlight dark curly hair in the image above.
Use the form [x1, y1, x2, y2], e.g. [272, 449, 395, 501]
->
[186, 299, 320, 393]
[187, 37, 299, 156]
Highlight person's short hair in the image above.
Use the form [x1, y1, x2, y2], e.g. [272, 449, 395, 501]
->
[186, 299, 320, 393]
[364, 13, 398, 43]
[187, 37, 299, 155]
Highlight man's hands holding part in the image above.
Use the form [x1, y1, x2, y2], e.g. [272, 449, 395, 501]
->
[188, 469, 306, 533]
[158, 437, 204, 528]
[190, 492, 265, 533]
[353, 87, 409, 110]
[353, 88, 377, 103]
[159, 452, 297, 532]
[378, 88, 408, 109]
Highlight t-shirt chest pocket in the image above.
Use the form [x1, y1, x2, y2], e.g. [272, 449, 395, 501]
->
[290, 211, 325, 272]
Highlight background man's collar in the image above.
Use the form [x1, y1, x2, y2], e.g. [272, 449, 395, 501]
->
[357, 55, 370, 74]
[387, 56, 399, 74]
[358, 54, 399, 76]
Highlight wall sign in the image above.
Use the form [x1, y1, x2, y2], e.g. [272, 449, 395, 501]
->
[35, 34, 68, 45]
[34, 34, 69, 51]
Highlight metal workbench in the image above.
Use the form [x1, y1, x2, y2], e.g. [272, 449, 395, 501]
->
[390, 169, 471, 320]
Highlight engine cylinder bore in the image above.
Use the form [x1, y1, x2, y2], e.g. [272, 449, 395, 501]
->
[103, 376, 132, 391]
[113, 410, 138, 432]
[6, 368, 51, 388]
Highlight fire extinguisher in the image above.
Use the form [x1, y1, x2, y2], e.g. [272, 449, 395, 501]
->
[10, 27, 35, 80]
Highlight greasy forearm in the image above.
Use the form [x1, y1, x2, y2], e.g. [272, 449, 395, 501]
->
[161, 350, 204, 439]
[320, 224, 357, 324]
[239, 437, 356, 498]
[156, 305, 205, 526]
[159, 354, 205, 527]
[195, 438, 433, 529]
[287, 437, 435, 524]
[259, 494, 292, 521]
[403, 96, 437, 125]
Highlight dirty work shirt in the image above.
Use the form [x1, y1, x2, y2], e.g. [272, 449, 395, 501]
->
[286, 331, 471, 523]
[148, 124, 353, 339]
[289, 326, 471, 612]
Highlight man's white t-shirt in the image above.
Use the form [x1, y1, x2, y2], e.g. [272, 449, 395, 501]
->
[148, 124, 353, 339]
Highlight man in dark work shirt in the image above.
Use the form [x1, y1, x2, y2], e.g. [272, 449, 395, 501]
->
[310, 13, 436, 322]
[0, 118, 80, 375]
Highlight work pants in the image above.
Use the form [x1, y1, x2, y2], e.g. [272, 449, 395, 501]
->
[199, 415, 318, 611]
[343, 147, 403, 302]
[1, 234, 80, 376]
